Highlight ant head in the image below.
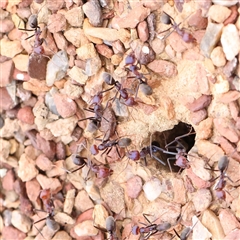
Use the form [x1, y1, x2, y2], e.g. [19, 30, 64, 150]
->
[39, 188, 51, 200]
[131, 225, 140, 235]
[127, 150, 140, 161]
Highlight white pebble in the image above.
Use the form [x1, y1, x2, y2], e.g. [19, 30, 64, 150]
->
[143, 178, 162, 201]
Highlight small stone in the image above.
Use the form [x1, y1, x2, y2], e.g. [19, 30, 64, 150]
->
[188, 9, 208, 29]
[76, 43, 97, 60]
[112, 5, 150, 29]
[2, 226, 26, 240]
[190, 109, 207, 125]
[11, 210, 31, 233]
[221, 24, 240, 61]
[17, 106, 34, 125]
[54, 212, 75, 225]
[208, 5, 231, 23]
[36, 174, 62, 194]
[210, 46, 226, 67]
[25, 179, 41, 202]
[47, 13, 67, 33]
[200, 22, 223, 57]
[143, 177, 162, 201]
[95, 44, 114, 59]
[151, 38, 165, 54]
[46, 0, 64, 11]
[192, 216, 212, 240]
[12, 54, 28, 72]
[147, 59, 177, 77]
[36, 154, 53, 171]
[0, 87, 15, 111]
[74, 190, 94, 212]
[192, 189, 212, 212]
[93, 204, 109, 229]
[218, 90, 240, 104]
[18, 154, 39, 182]
[213, 75, 230, 94]
[172, 178, 187, 204]
[213, 118, 239, 143]
[74, 220, 98, 237]
[28, 53, 49, 80]
[68, 66, 88, 85]
[64, 28, 88, 48]
[0, 38, 24, 58]
[0, 59, 14, 87]
[83, 0, 102, 27]
[137, 21, 149, 42]
[229, 101, 239, 120]
[53, 93, 77, 118]
[219, 209, 240, 235]
[2, 169, 15, 191]
[46, 51, 69, 87]
[186, 95, 212, 112]
[224, 229, 240, 240]
[202, 209, 225, 240]
[52, 231, 72, 240]
[65, 6, 84, 27]
[0, 19, 14, 33]
[196, 117, 213, 139]
[85, 55, 102, 76]
[212, 0, 238, 7]
[55, 141, 66, 160]
[224, 5, 238, 25]
[126, 176, 143, 199]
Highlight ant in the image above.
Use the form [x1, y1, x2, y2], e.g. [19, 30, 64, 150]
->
[126, 143, 166, 166]
[102, 72, 137, 107]
[18, 14, 45, 55]
[33, 189, 60, 238]
[94, 216, 119, 240]
[69, 154, 113, 180]
[91, 137, 132, 158]
[125, 53, 153, 98]
[160, 11, 196, 43]
[131, 214, 171, 239]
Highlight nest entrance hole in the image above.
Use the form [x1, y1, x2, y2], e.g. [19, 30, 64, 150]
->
[152, 122, 196, 172]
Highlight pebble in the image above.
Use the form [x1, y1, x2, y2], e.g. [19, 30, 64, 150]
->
[212, 0, 238, 7]
[52, 231, 72, 240]
[208, 5, 231, 23]
[36, 174, 62, 194]
[25, 178, 41, 203]
[112, 4, 150, 29]
[137, 21, 149, 42]
[0, 59, 14, 87]
[219, 209, 240, 235]
[95, 44, 114, 59]
[74, 220, 98, 237]
[151, 38, 165, 54]
[0, 38, 23, 58]
[147, 59, 177, 77]
[202, 209, 225, 240]
[186, 95, 212, 112]
[17, 106, 34, 125]
[0, 87, 15, 111]
[46, 51, 69, 87]
[2, 226, 26, 240]
[54, 212, 75, 225]
[46, 0, 64, 11]
[2, 169, 15, 191]
[36, 133, 56, 160]
[126, 176, 143, 199]
[17, 153, 39, 182]
[221, 24, 240, 61]
[68, 66, 88, 85]
[0, 139, 10, 160]
[172, 178, 187, 204]
[76, 43, 97, 60]
[74, 190, 94, 212]
[200, 22, 223, 57]
[83, 0, 102, 27]
[224, 229, 240, 240]
[85, 55, 102, 76]
[35, 153, 53, 171]
[28, 53, 49, 80]
[210, 46, 226, 67]
[218, 90, 240, 104]
[213, 75, 230, 94]
[213, 118, 239, 143]
[11, 210, 31, 233]
[0, 118, 19, 138]
[12, 54, 29, 72]
[188, 9, 208, 29]
[229, 101, 239, 120]
[224, 5, 238, 25]
[192, 216, 212, 240]
[64, 28, 88, 48]
[223, 58, 238, 77]
[192, 189, 212, 212]
[196, 118, 213, 140]
[53, 93, 77, 118]
[93, 204, 109, 229]
[143, 177, 162, 201]
[63, 189, 75, 215]
[65, 6, 84, 27]
[0, 19, 14, 33]
[100, 181, 125, 214]
[190, 109, 207, 125]
[55, 141, 66, 160]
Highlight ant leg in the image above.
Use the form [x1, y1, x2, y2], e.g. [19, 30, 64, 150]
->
[152, 154, 166, 166]
[210, 175, 220, 182]
[167, 158, 175, 173]
[142, 213, 153, 224]
[69, 163, 86, 174]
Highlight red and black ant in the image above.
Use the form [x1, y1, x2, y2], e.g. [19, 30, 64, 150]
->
[125, 53, 153, 99]
[69, 154, 113, 180]
[33, 189, 60, 239]
[91, 137, 132, 159]
[131, 214, 171, 239]
[160, 11, 196, 43]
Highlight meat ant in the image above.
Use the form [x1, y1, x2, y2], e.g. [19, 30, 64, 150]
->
[131, 214, 171, 239]
[102, 72, 137, 107]
[94, 216, 119, 240]
[33, 189, 60, 239]
[91, 137, 132, 158]
[125, 53, 153, 99]
[159, 11, 196, 43]
[69, 154, 113, 180]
